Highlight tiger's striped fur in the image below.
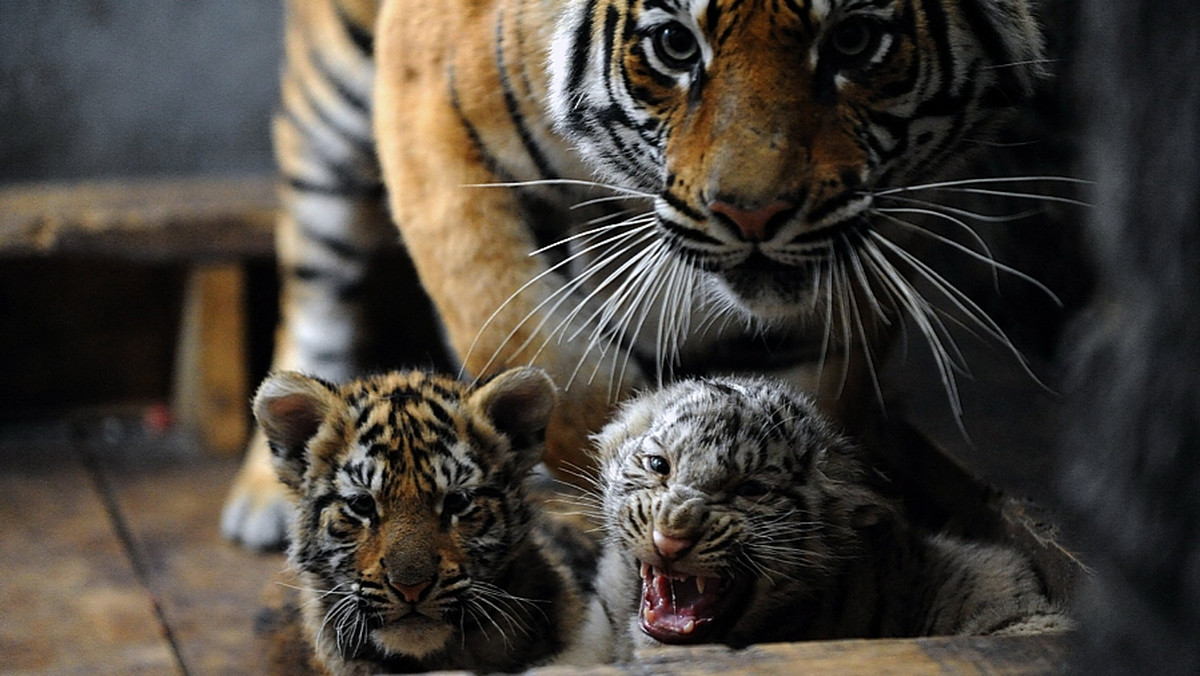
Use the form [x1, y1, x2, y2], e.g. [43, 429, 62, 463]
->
[592, 376, 1068, 657]
[254, 366, 610, 674]
[224, 0, 1049, 549]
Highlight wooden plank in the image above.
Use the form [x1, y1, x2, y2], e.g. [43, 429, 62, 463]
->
[522, 635, 1068, 676]
[0, 176, 277, 261]
[94, 442, 289, 675]
[0, 433, 180, 675]
[172, 263, 250, 456]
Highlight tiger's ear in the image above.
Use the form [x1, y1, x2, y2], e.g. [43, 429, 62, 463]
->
[253, 371, 341, 491]
[470, 366, 559, 472]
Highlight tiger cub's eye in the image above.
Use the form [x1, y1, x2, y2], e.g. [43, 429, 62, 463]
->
[443, 491, 472, 515]
[642, 454, 671, 476]
[736, 479, 769, 498]
[346, 493, 376, 519]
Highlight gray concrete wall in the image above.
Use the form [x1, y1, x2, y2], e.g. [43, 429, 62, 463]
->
[0, 1, 281, 183]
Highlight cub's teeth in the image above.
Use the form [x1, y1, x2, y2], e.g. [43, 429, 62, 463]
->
[681, 619, 695, 634]
[696, 577, 706, 594]
[640, 562, 650, 579]
[644, 608, 658, 625]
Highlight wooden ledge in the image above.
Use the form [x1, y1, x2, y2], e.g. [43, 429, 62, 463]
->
[410, 634, 1071, 675]
[620, 634, 1071, 675]
[0, 176, 277, 261]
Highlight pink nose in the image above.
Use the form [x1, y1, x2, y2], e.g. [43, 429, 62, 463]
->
[709, 200, 795, 241]
[389, 577, 432, 604]
[652, 529, 693, 560]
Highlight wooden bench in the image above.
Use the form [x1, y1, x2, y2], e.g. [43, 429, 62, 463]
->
[0, 176, 277, 454]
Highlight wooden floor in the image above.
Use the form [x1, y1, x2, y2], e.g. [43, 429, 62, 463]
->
[0, 406, 1074, 676]
[0, 412, 289, 675]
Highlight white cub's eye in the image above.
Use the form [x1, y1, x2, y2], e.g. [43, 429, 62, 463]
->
[652, 21, 701, 70]
[736, 479, 769, 498]
[642, 454, 671, 476]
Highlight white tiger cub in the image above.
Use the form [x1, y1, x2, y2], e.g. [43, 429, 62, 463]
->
[591, 376, 1068, 658]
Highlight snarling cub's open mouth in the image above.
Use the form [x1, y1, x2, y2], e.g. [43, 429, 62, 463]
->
[638, 561, 748, 643]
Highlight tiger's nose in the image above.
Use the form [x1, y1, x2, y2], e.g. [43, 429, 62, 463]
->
[652, 529, 694, 560]
[709, 199, 796, 242]
[388, 575, 432, 604]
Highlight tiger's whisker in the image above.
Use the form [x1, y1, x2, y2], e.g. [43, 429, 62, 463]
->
[872, 193, 1043, 224]
[881, 185, 1092, 208]
[873, 175, 1091, 195]
[859, 237, 966, 420]
[874, 209, 1064, 307]
[839, 233, 886, 410]
[470, 221, 655, 381]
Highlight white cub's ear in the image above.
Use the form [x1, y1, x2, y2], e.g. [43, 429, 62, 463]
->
[470, 367, 559, 468]
[252, 371, 341, 491]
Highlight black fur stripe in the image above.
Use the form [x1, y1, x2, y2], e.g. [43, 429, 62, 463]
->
[309, 46, 371, 117]
[334, 1, 375, 56]
[659, 217, 724, 247]
[494, 11, 559, 180]
[285, 174, 383, 199]
[448, 67, 519, 184]
[956, 0, 1023, 96]
[291, 263, 366, 300]
[917, 0, 956, 95]
[563, 0, 600, 119]
[278, 105, 381, 197]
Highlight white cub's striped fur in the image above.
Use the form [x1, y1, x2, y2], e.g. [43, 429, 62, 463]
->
[591, 376, 1068, 658]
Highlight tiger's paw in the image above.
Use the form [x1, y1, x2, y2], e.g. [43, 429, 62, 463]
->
[220, 430, 293, 551]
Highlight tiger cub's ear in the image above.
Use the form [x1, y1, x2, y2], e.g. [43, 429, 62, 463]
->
[253, 371, 341, 491]
[470, 367, 559, 473]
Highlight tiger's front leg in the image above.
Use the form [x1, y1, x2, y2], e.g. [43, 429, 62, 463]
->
[222, 0, 389, 549]
[374, 0, 646, 477]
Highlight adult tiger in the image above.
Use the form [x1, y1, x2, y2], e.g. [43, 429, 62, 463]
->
[223, 0, 1046, 549]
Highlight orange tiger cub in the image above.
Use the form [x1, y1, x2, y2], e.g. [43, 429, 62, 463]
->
[254, 366, 610, 673]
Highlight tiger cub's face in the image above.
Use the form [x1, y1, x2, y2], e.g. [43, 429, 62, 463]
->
[254, 367, 558, 663]
[550, 0, 1044, 321]
[593, 376, 890, 646]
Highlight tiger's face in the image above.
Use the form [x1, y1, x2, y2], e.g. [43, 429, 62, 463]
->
[593, 376, 892, 646]
[550, 0, 1043, 321]
[253, 368, 558, 663]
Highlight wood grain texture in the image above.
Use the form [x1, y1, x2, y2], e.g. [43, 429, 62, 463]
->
[518, 635, 1068, 676]
[0, 436, 180, 675]
[0, 177, 276, 261]
[94, 445, 289, 676]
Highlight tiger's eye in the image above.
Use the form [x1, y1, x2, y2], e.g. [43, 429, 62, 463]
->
[643, 454, 671, 476]
[829, 17, 882, 64]
[653, 22, 701, 70]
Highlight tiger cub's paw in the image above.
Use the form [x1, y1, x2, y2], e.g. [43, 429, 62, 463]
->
[220, 429, 293, 551]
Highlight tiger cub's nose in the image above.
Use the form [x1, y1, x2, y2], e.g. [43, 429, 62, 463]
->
[710, 199, 796, 242]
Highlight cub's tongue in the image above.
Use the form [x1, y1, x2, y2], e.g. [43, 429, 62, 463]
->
[639, 563, 728, 643]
